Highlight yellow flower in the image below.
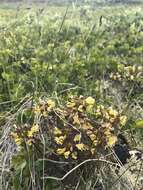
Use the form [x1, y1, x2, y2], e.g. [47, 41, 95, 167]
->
[76, 143, 88, 151]
[28, 124, 39, 137]
[89, 134, 96, 141]
[137, 66, 142, 72]
[57, 148, 66, 155]
[54, 127, 62, 135]
[85, 97, 95, 105]
[47, 99, 55, 107]
[47, 99, 55, 111]
[64, 151, 70, 159]
[73, 114, 80, 125]
[31, 124, 39, 132]
[54, 135, 66, 145]
[34, 106, 41, 114]
[93, 140, 98, 146]
[91, 148, 96, 155]
[107, 135, 117, 147]
[130, 75, 134, 80]
[104, 128, 111, 136]
[82, 122, 93, 130]
[120, 115, 127, 126]
[11, 132, 22, 146]
[86, 105, 94, 112]
[72, 152, 77, 159]
[27, 131, 33, 138]
[108, 107, 118, 118]
[74, 134, 81, 142]
[15, 137, 22, 146]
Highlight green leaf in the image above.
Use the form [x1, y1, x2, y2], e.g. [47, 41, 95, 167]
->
[135, 120, 143, 128]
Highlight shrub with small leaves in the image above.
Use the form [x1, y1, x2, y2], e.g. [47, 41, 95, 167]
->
[11, 96, 127, 161]
[110, 64, 143, 81]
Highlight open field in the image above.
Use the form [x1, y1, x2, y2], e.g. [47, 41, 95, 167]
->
[0, 2, 143, 190]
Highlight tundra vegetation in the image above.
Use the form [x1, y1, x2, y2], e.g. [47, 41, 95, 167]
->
[0, 1, 143, 190]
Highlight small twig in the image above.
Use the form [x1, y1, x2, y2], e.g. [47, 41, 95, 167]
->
[38, 158, 70, 165]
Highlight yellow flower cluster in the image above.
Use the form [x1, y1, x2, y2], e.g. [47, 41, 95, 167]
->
[34, 99, 55, 116]
[11, 124, 39, 147]
[11, 96, 127, 160]
[110, 64, 142, 81]
[11, 99, 56, 147]
[11, 132, 22, 146]
[48, 96, 127, 159]
[27, 124, 39, 137]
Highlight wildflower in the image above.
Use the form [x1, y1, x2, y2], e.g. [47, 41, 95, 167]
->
[107, 135, 117, 147]
[85, 97, 95, 105]
[64, 151, 70, 159]
[73, 113, 80, 125]
[27, 124, 39, 137]
[108, 107, 118, 118]
[130, 75, 134, 80]
[15, 137, 22, 146]
[89, 134, 96, 141]
[82, 122, 93, 130]
[54, 135, 66, 145]
[34, 105, 41, 114]
[47, 99, 55, 111]
[57, 148, 66, 155]
[93, 140, 98, 146]
[74, 134, 81, 142]
[54, 127, 62, 135]
[72, 152, 77, 159]
[86, 105, 94, 112]
[76, 143, 88, 151]
[11, 132, 22, 146]
[137, 66, 142, 72]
